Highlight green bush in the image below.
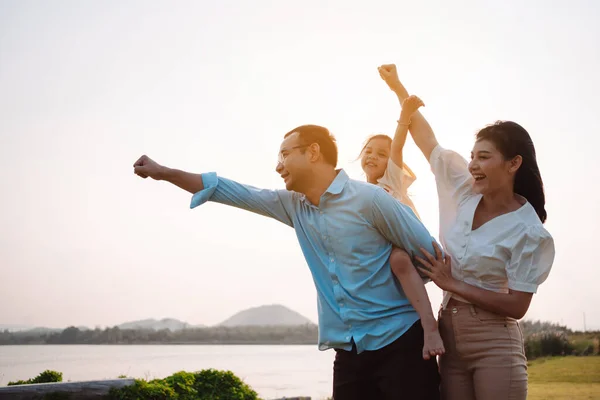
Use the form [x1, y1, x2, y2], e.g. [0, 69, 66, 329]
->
[571, 339, 596, 356]
[109, 379, 177, 400]
[7, 370, 63, 386]
[525, 331, 573, 359]
[570, 334, 600, 356]
[164, 371, 198, 399]
[109, 368, 259, 400]
[191, 369, 258, 400]
[6, 368, 259, 400]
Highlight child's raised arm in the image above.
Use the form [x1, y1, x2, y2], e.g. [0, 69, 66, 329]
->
[379, 64, 440, 161]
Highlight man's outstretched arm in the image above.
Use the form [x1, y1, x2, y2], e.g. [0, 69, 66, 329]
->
[133, 155, 295, 226]
[134, 155, 204, 193]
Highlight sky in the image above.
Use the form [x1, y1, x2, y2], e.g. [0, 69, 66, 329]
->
[1, 0, 599, 331]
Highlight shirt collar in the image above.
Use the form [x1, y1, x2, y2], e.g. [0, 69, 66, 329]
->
[297, 169, 350, 206]
[325, 169, 349, 195]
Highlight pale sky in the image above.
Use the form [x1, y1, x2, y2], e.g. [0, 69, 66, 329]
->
[1, 0, 599, 332]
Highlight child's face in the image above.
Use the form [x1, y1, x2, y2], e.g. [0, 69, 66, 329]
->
[361, 137, 390, 181]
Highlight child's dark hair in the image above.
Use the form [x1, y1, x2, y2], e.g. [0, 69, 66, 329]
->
[357, 134, 392, 159]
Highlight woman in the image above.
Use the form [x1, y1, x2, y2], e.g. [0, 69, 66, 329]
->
[359, 82, 445, 361]
[379, 64, 555, 399]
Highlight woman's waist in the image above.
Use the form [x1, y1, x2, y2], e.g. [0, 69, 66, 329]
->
[443, 297, 518, 323]
[447, 276, 510, 296]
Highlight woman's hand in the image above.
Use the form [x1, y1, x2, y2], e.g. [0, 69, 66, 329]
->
[415, 242, 458, 292]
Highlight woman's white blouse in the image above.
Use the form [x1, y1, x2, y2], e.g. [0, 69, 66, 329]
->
[429, 145, 555, 308]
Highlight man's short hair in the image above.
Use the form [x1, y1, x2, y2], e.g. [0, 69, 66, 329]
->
[284, 125, 338, 167]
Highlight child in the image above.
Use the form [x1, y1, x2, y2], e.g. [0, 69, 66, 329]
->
[358, 70, 444, 360]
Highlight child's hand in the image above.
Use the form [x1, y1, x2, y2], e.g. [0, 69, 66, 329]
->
[399, 95, 424, 124]
[378, 64, 401, 92]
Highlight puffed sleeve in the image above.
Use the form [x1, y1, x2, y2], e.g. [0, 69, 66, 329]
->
[429, 144, 474, 228]
[506, 226, 555, 293]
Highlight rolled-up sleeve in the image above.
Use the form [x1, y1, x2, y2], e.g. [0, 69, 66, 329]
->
[190, 172, 296, 227]
[507, 227, 555, 293]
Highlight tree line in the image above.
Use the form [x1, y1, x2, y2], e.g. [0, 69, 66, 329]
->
[0, 324, 319, 345]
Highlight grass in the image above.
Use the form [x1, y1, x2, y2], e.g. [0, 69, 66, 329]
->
[528, 356, 600, 400]
[320, 356, 600, 400]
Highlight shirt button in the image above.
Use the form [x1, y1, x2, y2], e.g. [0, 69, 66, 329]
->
[340, 303, 345, 307]
[330, 257, 334, 262]
[452, 307, 458, 314]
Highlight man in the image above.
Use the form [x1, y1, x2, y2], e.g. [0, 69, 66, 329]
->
[133, 124, 441, 399]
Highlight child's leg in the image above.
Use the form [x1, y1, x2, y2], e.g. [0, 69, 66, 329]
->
[390, 247, 445, 360]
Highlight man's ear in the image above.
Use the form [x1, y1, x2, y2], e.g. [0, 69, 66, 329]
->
[308, 143, 321, 162]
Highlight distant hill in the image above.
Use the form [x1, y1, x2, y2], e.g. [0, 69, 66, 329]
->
[2, 305, 313, 333]
[117, 318, 200, 331]
[219, 304, 314, 327]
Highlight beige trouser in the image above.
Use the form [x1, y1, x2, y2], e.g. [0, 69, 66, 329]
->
[438, 299, 528, 400]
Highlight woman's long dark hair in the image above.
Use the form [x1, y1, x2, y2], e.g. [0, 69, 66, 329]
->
[476, 121, 547, 223]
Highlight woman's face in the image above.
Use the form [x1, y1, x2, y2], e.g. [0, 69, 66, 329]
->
[469, 139, 520, 195]
[361, 137, 390, 181]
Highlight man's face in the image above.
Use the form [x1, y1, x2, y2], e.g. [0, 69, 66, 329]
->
[275, 132, 311, 192]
